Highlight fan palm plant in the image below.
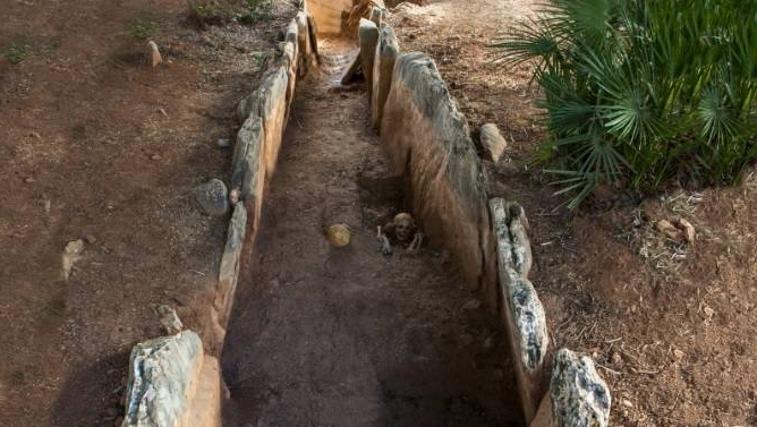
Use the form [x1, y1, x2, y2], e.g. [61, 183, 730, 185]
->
[494, 0, 756, 208]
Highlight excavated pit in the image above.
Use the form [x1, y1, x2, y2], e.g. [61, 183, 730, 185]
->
[220, 40, 522, 426]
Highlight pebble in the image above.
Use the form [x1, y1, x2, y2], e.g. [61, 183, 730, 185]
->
[217, 138, 231, 148]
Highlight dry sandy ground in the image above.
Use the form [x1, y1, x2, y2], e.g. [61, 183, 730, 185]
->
[389, 0, 756, 425]
[0, 1, 294, 425]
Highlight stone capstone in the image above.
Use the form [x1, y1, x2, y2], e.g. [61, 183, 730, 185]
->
[550, 349, 611, 427]
[195, 179, 229, 217]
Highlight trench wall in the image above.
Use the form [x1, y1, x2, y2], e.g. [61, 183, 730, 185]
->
[120, 7, 316, 426]
[355, 5, 611, 426]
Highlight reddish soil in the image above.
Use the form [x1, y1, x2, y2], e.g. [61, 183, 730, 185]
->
[0, 1, 294, 425]
[391, 1, 757, 425]
[221, 40, 521, 426]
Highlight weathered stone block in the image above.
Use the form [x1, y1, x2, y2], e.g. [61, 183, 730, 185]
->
[371, 24, 400, 130]
[380, 52, 495, 298]
[490, 197, 547, 423]
[358, 18, 379, 97]
[549, 349, 611, 427]
[123, 331, 204, 427]
[215, 203, 247, 326]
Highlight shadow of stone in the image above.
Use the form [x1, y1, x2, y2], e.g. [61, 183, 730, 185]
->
[52, 350, 130, 427]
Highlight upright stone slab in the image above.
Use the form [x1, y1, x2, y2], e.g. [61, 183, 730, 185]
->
[358, 18, 379, 97]
[371, 24, 400, 130]
[123, 331, 207, 427]
[380, 52, 496, 301]
[490, 198, 548, 423]
[215, 204, 247, 327]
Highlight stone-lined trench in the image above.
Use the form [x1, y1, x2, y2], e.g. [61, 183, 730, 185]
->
[220, 40, 521, 426]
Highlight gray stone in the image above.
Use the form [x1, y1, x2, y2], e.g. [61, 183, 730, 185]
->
[123, 331, 204, 427]
[195, 179, 229, 216]
[358, 18, 379, 97]
[489, 197, 547, 422]
[215, 203, 247, 325]
[550, 349, 611, 427]
[489, 198, 545, 370]
[480, 123, 507, 162]
[371, 24, 400, 130]
[216, 138, 231, 148]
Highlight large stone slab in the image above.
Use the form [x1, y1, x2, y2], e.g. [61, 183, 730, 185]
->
[548, 349, 611, 427]
[215, 203, 247, 328]
[358, 18, 379, 97]
[123, 331, 212, 427]
[233, 63, 289, 211]
[371, 24, 400, 130]
[380, 52, 495, 299]
[490, 198, 547, 423]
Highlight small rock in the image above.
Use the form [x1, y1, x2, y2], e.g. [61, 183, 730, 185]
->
[62, 239, 85, 280]
[326, 224, 351, 247]
[147, 41, 162, 68]
[28, 131, 41, 139]
[674, 218, 695, 243]
[155, 305, 183, 335]
[195, 179, 229, 216]
[672, 349, 685, 360]
[24, 177, 35, 183]
[150, 154, 161, 161]
[217, 138, 231, 148]
[479, 123, 507, 162]
[655, 219, 682, 241]
[621, 399, 633, 408]
[229, 188, 241, 206]
[611, 352, 622, 366]
[703, 306, 715, 319]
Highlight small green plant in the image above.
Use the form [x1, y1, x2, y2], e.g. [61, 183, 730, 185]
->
[496, 0, 757, 208]
[3, 42, 31, 64]
[187, 0, 234, 26]
[128, 14, 159, 40]
[238, 0, 274, 25]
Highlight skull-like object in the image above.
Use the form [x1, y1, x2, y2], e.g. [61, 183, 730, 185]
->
[393, 213, 415, 242]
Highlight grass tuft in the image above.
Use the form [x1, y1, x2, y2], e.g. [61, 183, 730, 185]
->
[496, 0, 757, 209]
[3, 42, 31, 64]
[128, 13, 159, 40]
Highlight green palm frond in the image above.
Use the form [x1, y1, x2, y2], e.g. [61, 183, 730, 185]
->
[496, 0, 756, 208]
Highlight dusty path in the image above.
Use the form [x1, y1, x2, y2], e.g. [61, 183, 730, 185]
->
[221, 41, 521, 426]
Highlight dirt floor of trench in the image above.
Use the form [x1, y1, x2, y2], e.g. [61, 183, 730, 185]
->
[220, 40, 522, 427]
